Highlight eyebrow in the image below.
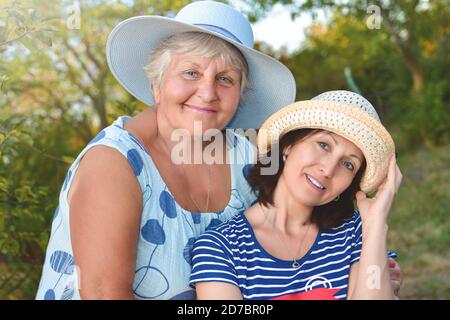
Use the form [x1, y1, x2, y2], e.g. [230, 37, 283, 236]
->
[325, 133, 362, 163]
[183, 61, 202, 68]
[183, 61, 239, 75]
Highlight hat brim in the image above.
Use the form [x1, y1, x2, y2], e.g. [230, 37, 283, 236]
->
[106, 16, 296, 129]
[257, 100, 395, 193]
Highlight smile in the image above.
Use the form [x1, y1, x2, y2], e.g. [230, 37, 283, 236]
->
[184, 104, 216, 113]
[305, 174, 326, 191]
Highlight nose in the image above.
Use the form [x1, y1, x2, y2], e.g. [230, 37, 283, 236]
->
[319, 157, 339, 179]
[196, 76, 219, 103]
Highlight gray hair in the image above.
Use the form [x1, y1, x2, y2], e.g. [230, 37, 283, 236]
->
[143, 31, 250, 97]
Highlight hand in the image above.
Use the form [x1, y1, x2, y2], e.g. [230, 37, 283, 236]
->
[388, 257, 403, 299]
[356, 154, 403, 223]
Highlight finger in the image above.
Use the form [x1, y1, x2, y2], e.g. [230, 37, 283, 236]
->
[395, 164, 403, 194]
[388, 257, 397, 268]
[356, 191, 367, 202]
[376, 155, 395, 194]
[391, 280, 401, 295]
[389, 268, 401, 280]
[386, 154, 397, 189]
[390, 279, 401, 289]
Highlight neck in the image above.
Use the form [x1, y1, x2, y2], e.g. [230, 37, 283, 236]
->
[265, 175, 314, 234]
[155, 109, 220, 164]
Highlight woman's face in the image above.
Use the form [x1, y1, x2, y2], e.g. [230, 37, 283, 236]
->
[153, 53, 241, 136]
[281, 130, 364, 207]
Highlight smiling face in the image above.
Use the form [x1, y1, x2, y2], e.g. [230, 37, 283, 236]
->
[280, 130, 364, 208]
[152, 53, 241, 136]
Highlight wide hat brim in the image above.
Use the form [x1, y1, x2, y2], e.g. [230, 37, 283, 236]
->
[106, 16, 296, 129]
[257, 100, 395, 193]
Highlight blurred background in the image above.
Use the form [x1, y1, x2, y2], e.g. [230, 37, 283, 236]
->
[0, 0, 448, 299]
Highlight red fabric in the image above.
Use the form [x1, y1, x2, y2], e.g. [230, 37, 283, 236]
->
[271, 288, 341, 300]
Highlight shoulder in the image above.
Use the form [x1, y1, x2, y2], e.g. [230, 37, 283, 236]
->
[338, 210, 361, 230]
[68, 145, 142, 210]
[78, 145, 138, 181]
[208, 211, 248, 237]
[194, 211, 248, 250]
[349, 210, 362, 230]
[123, 108, 158, 147]
[323, 210, 362, 237]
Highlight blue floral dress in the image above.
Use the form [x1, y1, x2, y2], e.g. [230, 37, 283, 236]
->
[36, 116, 256, 300]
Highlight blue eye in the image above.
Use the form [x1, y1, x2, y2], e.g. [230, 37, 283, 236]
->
[342, 161, 354, 171]
[318, 142, 329, 150]
[185, 70, 199, 78]
[218, 76, 233, 85]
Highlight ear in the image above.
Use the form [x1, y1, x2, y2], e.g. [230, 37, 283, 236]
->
[283, 145, 292, 157]
[152, 81, 161, 105]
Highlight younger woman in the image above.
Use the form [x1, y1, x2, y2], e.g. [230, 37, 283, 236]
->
[189, 91, 402, 299]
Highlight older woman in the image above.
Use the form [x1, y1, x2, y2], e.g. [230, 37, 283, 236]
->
[35, 1, 295, 300]
[190, 91, 403, 300]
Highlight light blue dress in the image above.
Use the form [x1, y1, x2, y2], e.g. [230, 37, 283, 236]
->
[36, 116, 256, 300]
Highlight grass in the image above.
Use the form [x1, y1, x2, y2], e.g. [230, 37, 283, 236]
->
[387, 143, 450, 299]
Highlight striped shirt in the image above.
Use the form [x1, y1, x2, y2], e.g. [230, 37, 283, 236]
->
[190, 210, 396, 300]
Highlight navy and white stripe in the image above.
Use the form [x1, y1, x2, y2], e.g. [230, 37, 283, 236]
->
[190, 210, 396, 300]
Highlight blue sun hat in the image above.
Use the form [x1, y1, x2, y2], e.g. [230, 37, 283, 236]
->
[106, 0, 296, 129]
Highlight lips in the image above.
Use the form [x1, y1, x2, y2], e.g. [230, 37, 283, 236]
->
[184, 104, 216, 113]
[305, 174, 326, 191]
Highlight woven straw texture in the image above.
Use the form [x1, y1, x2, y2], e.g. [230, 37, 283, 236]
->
[257, 99, 395, 193]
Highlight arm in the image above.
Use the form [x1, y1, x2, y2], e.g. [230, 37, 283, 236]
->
[348, 155, 402, 300]
[196, 282, 243, 300]
[68, 146, 142, 299]
[347, 222, 393, 299]
[190, 231, 243, 300]
[349, 256, 403, 300]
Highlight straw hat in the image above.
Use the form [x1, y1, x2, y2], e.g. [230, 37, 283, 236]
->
[257, 91, 395, 193]
[106, 1, 296, 129]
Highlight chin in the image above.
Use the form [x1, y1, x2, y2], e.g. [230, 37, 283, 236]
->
[180, 122, 223, 140]
[295, 191, 334, 208]
[293, 195, 319, 208]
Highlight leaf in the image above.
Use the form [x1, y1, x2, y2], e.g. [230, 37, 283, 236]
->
[62, 156, 75, 164]
[34, 31, 52, 47]
[41, 14, 65, 22]
[11, 10, 26, 24]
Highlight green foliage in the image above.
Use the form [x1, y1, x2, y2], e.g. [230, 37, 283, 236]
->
[0, 0, 448, 299]
[388, 145, 450, 299]
[398, 82, 450, 148]
[0, 0, 60, 51]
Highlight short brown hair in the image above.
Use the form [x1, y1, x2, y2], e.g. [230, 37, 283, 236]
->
[247, 128, 366, 230]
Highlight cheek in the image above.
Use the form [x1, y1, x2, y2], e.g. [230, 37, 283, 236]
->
[220, 89, 240, 112]
[283, 162, 303, 186]
[161, 79, 196, 102]
[334, 173, 355, 193]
